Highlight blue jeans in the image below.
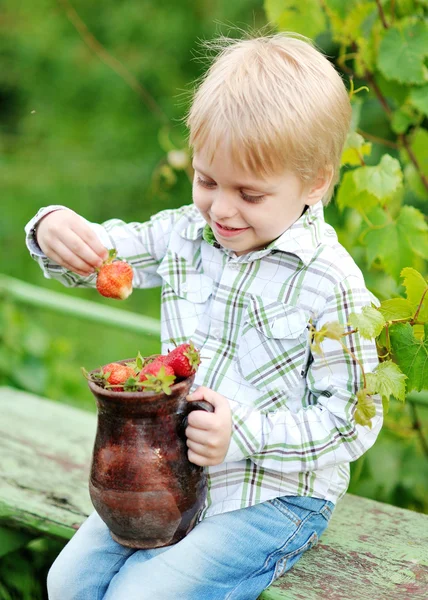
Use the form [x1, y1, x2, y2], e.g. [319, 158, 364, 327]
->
[47, 496, 334, 600]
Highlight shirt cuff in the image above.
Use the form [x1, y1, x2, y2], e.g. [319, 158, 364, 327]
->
[223, 400, 257, 463]
[24, 206, 70, 256]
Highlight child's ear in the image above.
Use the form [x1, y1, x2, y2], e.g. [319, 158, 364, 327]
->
[305, 167, 334, 205]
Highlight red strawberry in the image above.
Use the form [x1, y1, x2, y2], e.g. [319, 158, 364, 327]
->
[102, 363, 137, 392]
[164, 342, 200, 378]
[138, 360, 176, 395]
[96, 249, 133, 300]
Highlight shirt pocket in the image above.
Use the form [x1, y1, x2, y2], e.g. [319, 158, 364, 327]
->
[157, 253, 213, 344]
[236, 295, 310, 394]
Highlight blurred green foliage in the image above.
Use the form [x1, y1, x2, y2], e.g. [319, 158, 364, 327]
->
[1, 0, 428, 598]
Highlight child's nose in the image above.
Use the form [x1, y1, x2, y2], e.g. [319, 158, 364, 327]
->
[210, 192, 237, 220]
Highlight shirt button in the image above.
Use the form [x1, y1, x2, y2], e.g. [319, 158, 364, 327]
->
[212, 328, 221, 339]
[228, 262, 240, 270]
[181, 283, 188, 292]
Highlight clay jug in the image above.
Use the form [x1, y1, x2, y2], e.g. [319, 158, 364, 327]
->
[87, 362, 213, 549]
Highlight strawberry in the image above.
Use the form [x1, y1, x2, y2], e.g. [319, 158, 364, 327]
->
[138, 360, 176, 395]
[164, 341, 201, 378]
[96, 249, 133, 300]
[102, 363, 137, 392]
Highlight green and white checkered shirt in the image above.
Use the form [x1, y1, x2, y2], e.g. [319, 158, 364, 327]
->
[26, 201, 383, 518]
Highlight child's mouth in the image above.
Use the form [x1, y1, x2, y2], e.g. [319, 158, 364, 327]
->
[213, 222, 250, 237]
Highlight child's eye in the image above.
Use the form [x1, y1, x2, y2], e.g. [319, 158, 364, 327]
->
[241, 191, 265, 203]
[196, 176, 216, 189]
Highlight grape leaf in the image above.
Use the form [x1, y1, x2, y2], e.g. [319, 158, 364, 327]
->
[404, 163, 428, 200]
[389, 323, 428, 392]
[341, 131, 372, 166]
[398, 206, 428, 258]
[401, 267, 428, 322]
[323, 0, 355, 19]
[310, 321, 345, 354]
[265, 0, 326, 38]
[409, 84, 428, 116]
[377, 21, 428, 85]
[353, 154, 403, 204]
[369, 360, 407, 402]
[355, 389, 376, 428]
[349, 305, 386, 339]
[364, 205, 428, 280]
[391, 106, 417, 134]
[336, 170, 379, 213]
[378, 298, 414, 321]
[402, 129, 428, 182]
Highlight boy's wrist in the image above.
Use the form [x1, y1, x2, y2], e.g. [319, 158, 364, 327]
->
[25, 206, 69, 256]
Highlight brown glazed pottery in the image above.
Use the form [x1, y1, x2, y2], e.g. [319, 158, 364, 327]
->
[87, 361, 213, 549]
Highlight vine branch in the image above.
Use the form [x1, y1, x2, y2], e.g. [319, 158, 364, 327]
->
[375, 0, 390, 28]
[413, 288, 428, 323]
[56, 0, 170, 126]
[364, 70, 428, 192]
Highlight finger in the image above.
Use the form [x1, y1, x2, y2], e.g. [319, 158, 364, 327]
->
[187, 449, 211, 467]
[72, 224, 109, 262]
[45, 248, 91, 277]
[187, 387, 227, 413]
[47, 240, 96, 276]
[186, 439, 212, 456]
[187, 410, 215, 430]
[61, 230, 106, 269]
[185, 425, 214, 444]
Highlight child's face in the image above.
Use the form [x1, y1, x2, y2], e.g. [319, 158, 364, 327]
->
[192, 144, 320, 256]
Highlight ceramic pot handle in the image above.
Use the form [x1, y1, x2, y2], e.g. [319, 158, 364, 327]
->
[178, 400, 214, 440]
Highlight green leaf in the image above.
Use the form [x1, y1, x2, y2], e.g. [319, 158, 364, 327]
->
[401, 267, 428, 321]
[377, 21, 428, 85]
[364, 205, 428, 280]
[378, 298, 414, 321]
[397, 206, 428, 259]
[404, 163, 428, 200]
[389, 323, 428, 392]
[328, 1, 377, 45]
[409, 84, 428, 115]
[341, 131, 372, 166]
[264, 0, 327, 39]
[391, 106, 417, 134]
[402, 129, 428, 184]
[371, 360, 407, 402]
[349, 305, 386, 339]
[353, 154, 403, 204]
[336, 170, 379, 213]
[355, 389, 376, 428]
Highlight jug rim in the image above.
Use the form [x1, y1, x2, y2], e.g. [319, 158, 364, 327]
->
[87, 358, 195, 401]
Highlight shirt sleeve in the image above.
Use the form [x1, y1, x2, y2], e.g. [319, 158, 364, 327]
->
[224, 276, 383, 472]
[24, 205, 193, 290]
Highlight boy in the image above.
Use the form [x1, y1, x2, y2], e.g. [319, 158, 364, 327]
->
[25, 33, 382, 600]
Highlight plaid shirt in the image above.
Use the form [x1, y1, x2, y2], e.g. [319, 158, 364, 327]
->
[26, 201, 383, 519]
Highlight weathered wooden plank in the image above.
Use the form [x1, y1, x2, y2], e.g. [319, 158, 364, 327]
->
[260, 487, 428, 599]
[0, 386, 95, 539]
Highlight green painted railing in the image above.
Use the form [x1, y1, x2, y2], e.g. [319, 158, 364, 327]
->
[1, 274, 427, 409]
[0, 274, 160, 337]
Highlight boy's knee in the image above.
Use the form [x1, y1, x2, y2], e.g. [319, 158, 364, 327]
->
[47, 552, 78, 600]
[46, 556, 65, 600]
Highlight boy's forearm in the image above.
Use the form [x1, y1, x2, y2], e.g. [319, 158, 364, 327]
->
[224, 383, 383, 471]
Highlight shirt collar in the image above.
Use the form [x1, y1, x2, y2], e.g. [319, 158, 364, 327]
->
[179, 201, 326, 266]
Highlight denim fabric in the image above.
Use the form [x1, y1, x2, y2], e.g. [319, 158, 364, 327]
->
[47, 496, 334, 600]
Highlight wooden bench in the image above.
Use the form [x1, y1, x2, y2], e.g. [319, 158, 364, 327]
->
[1, 386, 427, 599]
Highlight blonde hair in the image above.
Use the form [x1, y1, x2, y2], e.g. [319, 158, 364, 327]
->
[186, 33, 352, 204]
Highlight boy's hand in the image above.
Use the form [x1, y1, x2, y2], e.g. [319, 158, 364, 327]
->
[185, 387, 232, 467]
[36, 209, 109, 276]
